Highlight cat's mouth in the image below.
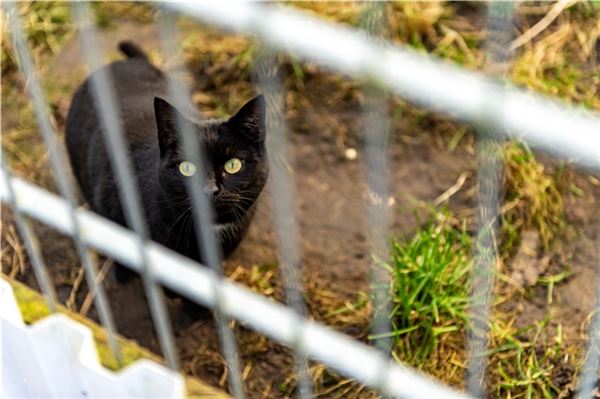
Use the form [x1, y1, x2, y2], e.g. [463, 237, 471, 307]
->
[168, 197, 251, 224]
[213, 202, 251, 224]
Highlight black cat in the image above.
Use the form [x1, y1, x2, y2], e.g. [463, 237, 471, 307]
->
[65, 41, 268, 283]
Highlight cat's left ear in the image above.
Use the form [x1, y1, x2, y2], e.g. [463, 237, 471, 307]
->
[154, 97, 188, 157]
[227, 95, 265, 142]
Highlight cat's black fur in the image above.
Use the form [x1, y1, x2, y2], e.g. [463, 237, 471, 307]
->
[65, 41, 268, 283]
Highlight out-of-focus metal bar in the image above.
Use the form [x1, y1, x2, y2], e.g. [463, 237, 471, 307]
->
[0, 172, 470, 399]
[156, 13, 246, 398]
[0, 157, 57, 312]
[70, 2, 178, 370]
[466, 3, 514, 396]
[578, 238, 600, 398]
[254, 47, 313, 398]
[357, 4, 396, 398]
[360, 2, 393, 357]
[165, 2, 600, 172]
[5, 1, 121, 365]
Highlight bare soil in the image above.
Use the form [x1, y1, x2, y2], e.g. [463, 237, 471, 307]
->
[2, 19, 599, 398]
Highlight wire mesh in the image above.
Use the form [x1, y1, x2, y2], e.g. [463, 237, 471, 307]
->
[357, 4, 395, 397]
[466, 2, 514, 396]
[359, 1, 394, 356]
[254, 45, 314, 398]
[2, 1, 599, 398]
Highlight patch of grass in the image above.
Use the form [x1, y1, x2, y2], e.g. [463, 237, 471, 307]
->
[488, 316, 577, 399]
[373, 211, 471, 384]
[1, 2, 158, 75]
[501, 142, 565, 255]
[2, 3, 68, 76]
[11, 2, 72, 55]
[370, 210, 581, 395]
[511, 3, 600, 110]
[287, 2, 363, 26]
[1, 80, 50, 184]
[228, 264, 280, 299]
[93, 2, 157, 28]
[307, 365, 379, 399]
[537, 269, 572, 305]
[387, 2, 449, 50]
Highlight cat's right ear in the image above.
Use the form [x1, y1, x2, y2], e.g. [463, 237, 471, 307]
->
[154, 97, 181, 157]
[227, 94, 265, 142]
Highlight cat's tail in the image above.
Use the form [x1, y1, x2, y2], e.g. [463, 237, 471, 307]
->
[118, 41, 149, 61]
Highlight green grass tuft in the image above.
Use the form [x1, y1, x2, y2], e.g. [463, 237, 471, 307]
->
[375, 211, 580, 395]
[489, 317, 573, 399]
[378, 212, 472, 372]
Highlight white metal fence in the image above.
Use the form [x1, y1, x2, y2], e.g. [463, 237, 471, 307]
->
[1, 280, 185, 398]
[2, 2, 599, 398]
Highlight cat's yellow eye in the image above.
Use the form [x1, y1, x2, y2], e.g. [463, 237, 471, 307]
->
[178, 161, 197, 177]
[224, 158, 242, 174]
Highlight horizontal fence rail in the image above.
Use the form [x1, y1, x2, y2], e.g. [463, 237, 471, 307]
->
[0, 172, 467, 399]
[167, 2, 600, 172]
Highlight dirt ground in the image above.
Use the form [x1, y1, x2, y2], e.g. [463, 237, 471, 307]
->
[2, 13, 600, 399]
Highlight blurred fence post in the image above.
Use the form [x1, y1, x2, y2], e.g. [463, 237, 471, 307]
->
[467, 2, 514, 396]
[254, 44, 314, 398]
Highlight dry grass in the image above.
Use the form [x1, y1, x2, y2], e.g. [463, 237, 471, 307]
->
[1, 2, 72, 75]
[511, 2, 600, 109]
[501, 143, 565, 255]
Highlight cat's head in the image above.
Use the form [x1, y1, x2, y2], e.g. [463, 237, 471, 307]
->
[154, 95, 268, 224]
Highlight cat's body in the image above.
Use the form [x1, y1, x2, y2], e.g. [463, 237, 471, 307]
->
[66, 42, 267, 277]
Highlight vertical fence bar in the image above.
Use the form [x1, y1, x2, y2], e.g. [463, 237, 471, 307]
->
[466, 2, 514, 396]
[5, 1, 122, 365]
[0, 155, 57, 312]
[578, 237, 600, 398]
[156, 12, 246, 398]
[358, 4, 397, 397]
[70, 2, 178, 370]
[360, 2, 393, 357]
[254, 45, 314, 398]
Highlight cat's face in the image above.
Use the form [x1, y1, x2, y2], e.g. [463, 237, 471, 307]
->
[154, 96, 268, 224]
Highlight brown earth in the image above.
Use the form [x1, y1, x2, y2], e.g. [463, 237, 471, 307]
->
[2, 18, 599, 399]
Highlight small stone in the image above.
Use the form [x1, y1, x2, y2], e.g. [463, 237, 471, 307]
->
[344, 148, 357, 160]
